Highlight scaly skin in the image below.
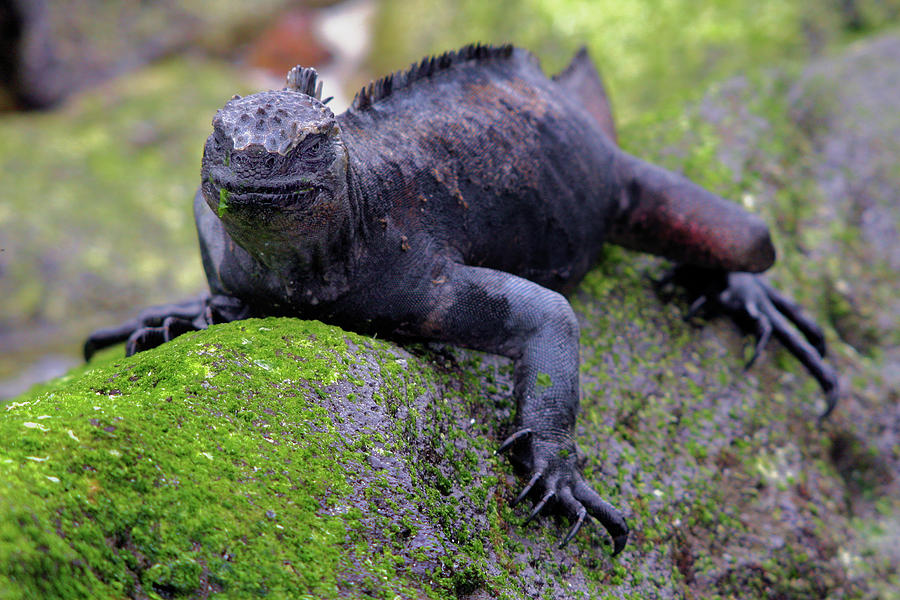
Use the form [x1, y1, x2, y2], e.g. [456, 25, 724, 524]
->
[85, 44, 840, 555]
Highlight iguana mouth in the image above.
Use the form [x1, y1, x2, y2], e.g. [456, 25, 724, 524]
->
[206, 166, 317, 203]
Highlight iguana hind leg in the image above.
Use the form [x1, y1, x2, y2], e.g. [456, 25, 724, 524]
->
[609, 152, 838, 414]
[661, 266, 840, 417]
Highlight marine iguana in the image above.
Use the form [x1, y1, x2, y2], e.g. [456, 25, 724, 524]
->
[85, 43, 840, 555]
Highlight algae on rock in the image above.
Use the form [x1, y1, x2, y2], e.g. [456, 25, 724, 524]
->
[0, 318, 518, 599]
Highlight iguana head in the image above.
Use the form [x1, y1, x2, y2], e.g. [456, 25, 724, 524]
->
[200, 67, 350, 270]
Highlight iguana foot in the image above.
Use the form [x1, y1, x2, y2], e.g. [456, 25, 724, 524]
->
[499, 429, 629, 554]
[659, 266, 839, 418]
[84, 294, 250, 360]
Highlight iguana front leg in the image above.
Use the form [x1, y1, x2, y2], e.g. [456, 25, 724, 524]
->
[381, 261, 629, 553]
[84, 294, 250, 359]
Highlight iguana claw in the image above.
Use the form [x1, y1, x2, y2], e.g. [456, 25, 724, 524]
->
[660, 266, 840, 418]
[559, 505, 587, 548]
[84, 297, 209, 360]
[512, 470, 543, 507]
[508, 434, 629, 553]
[516, 471, 628, 554]
[572, 479, 629, 555]
[611, 533, 628, 556]
[497, 428, 532, 454]
[523, 489, 555, 525]
[84, 294, 250, 360]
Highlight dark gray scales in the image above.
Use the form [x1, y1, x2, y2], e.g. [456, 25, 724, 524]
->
[85, 43, 839, 555]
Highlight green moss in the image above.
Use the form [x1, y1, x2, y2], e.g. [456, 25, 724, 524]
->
[0, 318, 410, 598]
[143, 558, 202, 596]
[3, 315, 548, 598]
[217, 187, 230, 217]
[535, 372, 553, 389]
[7, 2, 898, 596]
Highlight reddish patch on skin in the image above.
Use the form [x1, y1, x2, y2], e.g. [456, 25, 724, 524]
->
[388, 177, 423, 226]
[455, 78, 551, 191]
[611, 159, 776, 273]
[623, 197, 774, 272]
[505, 77, 552, 120]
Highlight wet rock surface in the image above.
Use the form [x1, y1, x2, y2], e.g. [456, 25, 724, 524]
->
[604, 31, 900, 598]
[793, 34, 900, 374]
[339, 31, 900, 597]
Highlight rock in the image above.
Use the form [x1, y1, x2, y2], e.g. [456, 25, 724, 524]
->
[0, 0, 332, 111]
[791, 34, 900, 368]
[0, 0, 199, 110]
[0, 319, 516, 598]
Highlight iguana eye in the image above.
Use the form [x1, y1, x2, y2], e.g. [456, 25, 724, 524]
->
[307, 140, 322, 154]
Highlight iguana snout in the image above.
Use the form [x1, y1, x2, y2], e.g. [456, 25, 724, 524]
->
[200, 88, 346, 217]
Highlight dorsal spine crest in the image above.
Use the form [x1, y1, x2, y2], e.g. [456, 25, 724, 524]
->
[350, 43, 514, 111]
[286, 66, 323, 100]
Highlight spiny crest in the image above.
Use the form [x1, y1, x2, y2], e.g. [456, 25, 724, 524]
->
[350, 43, 514, 111]
[551, 47, 589, 82]
[286, 65, 323, 100]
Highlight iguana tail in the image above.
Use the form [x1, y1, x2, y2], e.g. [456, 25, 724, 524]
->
[609, 154, 776, 273]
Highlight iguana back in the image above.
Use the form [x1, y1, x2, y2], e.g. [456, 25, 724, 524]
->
[336, 45, 621, 292]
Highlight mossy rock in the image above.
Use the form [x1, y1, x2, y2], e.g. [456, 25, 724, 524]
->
[1, 318, 517, 599]
[2, 267, 893, 598]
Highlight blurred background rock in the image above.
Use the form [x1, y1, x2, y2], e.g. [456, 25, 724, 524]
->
[0, 0, 368, 396]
